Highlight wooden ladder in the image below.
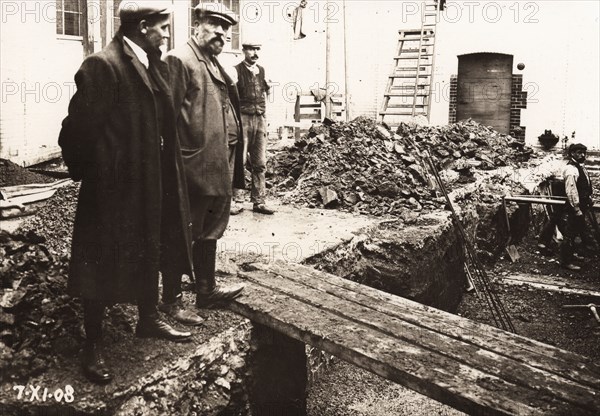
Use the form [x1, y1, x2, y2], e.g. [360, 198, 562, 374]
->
[380, 0, 444, 125]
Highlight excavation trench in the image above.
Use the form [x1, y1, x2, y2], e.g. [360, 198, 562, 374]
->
[1, 185, 510, 416]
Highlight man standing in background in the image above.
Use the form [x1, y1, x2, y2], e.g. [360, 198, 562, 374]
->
[560, 143, 596, 270]
[235, 41, 276, 215]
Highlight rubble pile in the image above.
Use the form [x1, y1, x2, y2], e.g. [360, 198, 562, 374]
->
[269, 117, 532, 216]
[0, 158, 55, 187]
[18, 182, 80, 255]
[0, 231, 80, 382]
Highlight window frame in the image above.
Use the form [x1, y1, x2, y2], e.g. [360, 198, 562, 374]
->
[56, 0, 85, 39]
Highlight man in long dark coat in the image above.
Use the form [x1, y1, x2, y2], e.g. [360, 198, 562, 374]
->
[58, 1, 193, 384]
[160, 3, 244, 319]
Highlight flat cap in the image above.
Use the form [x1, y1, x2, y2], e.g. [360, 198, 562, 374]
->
[118, 1, 173, 22]
[194, 2, 238, 26]
[242, 41, 262, 50]
[568, 143, 587, 153]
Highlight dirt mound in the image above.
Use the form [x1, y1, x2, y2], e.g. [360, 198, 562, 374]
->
[18, 182, 80, 255]
[0, 229, 137, 385]
[0, 158, 55, 187]
[268, 118, 532, 216]
[0, 230, 79, 383]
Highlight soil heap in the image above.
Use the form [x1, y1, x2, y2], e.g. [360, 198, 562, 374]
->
[0, 230, 79, 383]
[269, 117, 532, 216]
[18, 182, 80, 256]
[0, 159, 55, 187]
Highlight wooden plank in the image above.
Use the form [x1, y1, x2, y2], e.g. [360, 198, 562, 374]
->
[501, 273, 600, 293]
[390, 74, 431, 78]
[230, 278, 587, 416]
[500, 277, 600, 298]
[396, 55, 433, 60]
[386, 105, 427, 109]
[236, 266, 600, 412]
[0, 190, 56, 206]
[380, 111, 428, 116]
[297, 114, 320, 120]
[0, 178, 71, 195]
[246, 262, 600, 390]
[385, 93, 430, 97]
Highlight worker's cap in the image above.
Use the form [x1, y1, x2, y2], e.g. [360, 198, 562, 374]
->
[242, 42, 262, 50]
[194, 2, 238, 26]
[568, 143, 587, 154]
[118, 1, 173, 23]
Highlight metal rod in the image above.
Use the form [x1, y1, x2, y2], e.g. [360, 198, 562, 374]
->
[425, 152, 515, 333]
[342, 0, 350, 121]
[505, 196, 567, 205]
[325, 7, 332, 119]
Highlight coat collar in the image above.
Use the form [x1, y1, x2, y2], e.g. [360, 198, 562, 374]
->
[187, 38, 228, 85]
[117, 33, 154, 92]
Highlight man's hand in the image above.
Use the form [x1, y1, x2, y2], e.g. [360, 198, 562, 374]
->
[574, 211, 587, 235]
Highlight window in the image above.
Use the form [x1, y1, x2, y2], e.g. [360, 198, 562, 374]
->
[56, 0, 83, 37]
[190, 0, 241, 51]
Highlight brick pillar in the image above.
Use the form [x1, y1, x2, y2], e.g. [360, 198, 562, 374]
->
[510, 75, 527, 141]
[448, 75, 458, 124]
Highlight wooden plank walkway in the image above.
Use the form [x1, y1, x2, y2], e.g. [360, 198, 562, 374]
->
[230, 262, 600, 416]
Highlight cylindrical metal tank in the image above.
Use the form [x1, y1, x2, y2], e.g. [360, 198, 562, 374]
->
[456, 53, 513, 134]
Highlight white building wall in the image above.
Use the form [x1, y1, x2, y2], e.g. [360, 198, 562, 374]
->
[231, 0, 599, 149]
[431, 0, 600, 149]
[2, 0, 598, 167]
[1, 0, 86, 166]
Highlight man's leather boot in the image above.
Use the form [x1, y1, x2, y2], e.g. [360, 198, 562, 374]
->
[160, 270, 204, 326]
[159, 298, 204, 326]
[136, 303, 192, 342]
[194, 239, 244, 308]
[81, 301, 112, 384]
[81, 340, 112, 384]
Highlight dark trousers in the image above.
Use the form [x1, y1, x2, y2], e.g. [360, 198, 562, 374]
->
[83, 298, 158, 341]
[559, 207, 595, 264]
[538, 206, 564, 246]
[162, 145, 236, 303]
[193, 239, 218, 294]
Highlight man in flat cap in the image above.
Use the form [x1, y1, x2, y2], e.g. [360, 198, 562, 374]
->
[163, 2, 244, 317]
[235, 40, 275, 215]
[559, 143, 597, 270]
[59, 0, 193, 384]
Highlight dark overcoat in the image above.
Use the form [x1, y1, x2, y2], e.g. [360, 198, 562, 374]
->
[165, 39, 245, 200]
[58, 33, 193, 303]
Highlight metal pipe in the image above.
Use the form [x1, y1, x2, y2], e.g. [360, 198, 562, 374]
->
[562, 304, 600, 324]
[505, 196, 566, 205]
[504, 196, 600, 210]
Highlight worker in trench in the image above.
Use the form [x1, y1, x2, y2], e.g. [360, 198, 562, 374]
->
[559, 143, 598, 271]
[161, 2, 245, 324]
[58, 1, 194, 384]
